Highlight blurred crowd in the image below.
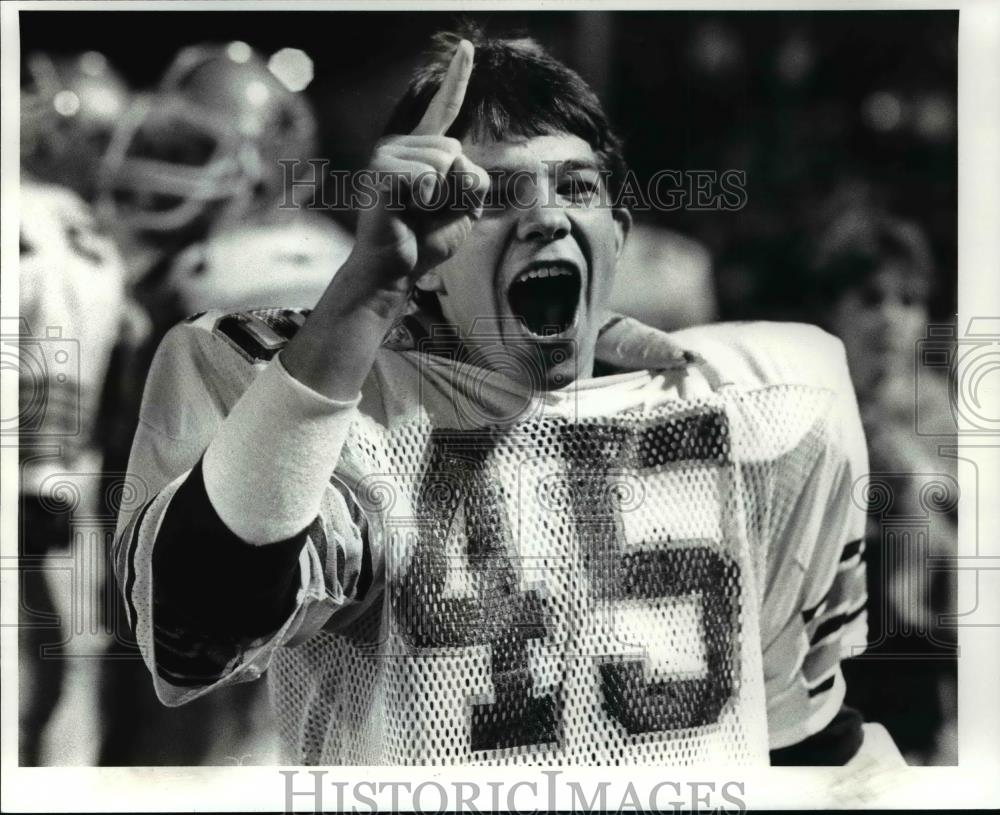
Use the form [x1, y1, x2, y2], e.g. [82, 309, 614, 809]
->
[16, 11, 957, 767]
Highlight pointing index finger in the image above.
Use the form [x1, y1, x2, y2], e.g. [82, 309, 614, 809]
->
[412, 40, 474, 136]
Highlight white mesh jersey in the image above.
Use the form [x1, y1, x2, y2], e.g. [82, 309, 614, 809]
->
[115, 310, 869, 765]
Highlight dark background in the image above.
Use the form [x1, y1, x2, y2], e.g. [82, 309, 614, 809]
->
[20, 9, 958, 322]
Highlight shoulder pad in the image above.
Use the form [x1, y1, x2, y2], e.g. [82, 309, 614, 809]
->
[193, 307, 311, 364]
[141, 307, 310, 439]
[670, 321, 851, 394]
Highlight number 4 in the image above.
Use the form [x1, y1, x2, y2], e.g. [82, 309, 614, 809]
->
[395, 417, 740, 753]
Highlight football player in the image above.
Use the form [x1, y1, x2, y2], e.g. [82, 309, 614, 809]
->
[19, 51, 149, 766]
[17, 176, 131, 765]
[94, 39, 351, 411]
[114, 32, 902, 769]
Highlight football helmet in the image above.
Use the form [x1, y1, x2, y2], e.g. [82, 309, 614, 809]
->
[21, 51, 131, 200]
[97, 42, 317, 242]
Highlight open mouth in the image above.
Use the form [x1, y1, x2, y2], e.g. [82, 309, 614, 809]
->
[506, 261, 583, 337]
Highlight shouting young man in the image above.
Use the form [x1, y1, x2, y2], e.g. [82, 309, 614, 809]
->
[115, 33, 896, 767]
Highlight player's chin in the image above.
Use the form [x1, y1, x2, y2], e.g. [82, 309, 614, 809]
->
[537, 344, 581, 390]
[497, 319, 586, 391]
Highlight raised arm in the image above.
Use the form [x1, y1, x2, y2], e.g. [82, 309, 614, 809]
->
[114, 42, 488, 704]
[202, 40, 488, 546]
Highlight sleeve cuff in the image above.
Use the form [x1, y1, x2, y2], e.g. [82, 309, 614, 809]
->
[203, 353, 361, 544]
[152, 458, 307, 648]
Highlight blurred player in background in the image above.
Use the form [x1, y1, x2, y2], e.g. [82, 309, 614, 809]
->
[95, 41, 351, 439]
[17, 177, 130, 765]
[97, 40, 351, 301]
[94, 40, 350, 766]
[18, 50, 138, 765]
[95, 41, 351, 517]
[802, 205, 957, 764]
[610, 218, 717, 331]
[163, 216, 352, 317]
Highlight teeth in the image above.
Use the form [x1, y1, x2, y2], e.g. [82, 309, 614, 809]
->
[516, 265, 575, 283]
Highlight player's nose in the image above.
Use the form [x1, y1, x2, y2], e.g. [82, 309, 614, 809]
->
[516, 195, 571, 243]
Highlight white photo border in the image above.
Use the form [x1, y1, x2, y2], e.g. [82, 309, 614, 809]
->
[1, 1, 997, 810]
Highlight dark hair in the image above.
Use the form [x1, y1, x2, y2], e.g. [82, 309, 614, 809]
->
[384, 29, 628, 201]
[804, 209, 934, 324]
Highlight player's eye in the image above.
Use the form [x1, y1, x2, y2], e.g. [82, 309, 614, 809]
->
[557, 173, 601, 203]
[483, 172, 517, 214]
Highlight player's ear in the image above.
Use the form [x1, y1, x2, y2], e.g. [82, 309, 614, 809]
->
[612, 206, 632, 262]
[415, 270, 447, 294]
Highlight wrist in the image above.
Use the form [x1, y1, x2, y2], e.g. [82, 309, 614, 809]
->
[282, 252, 413, 402]
[331, 249, 414, 320]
